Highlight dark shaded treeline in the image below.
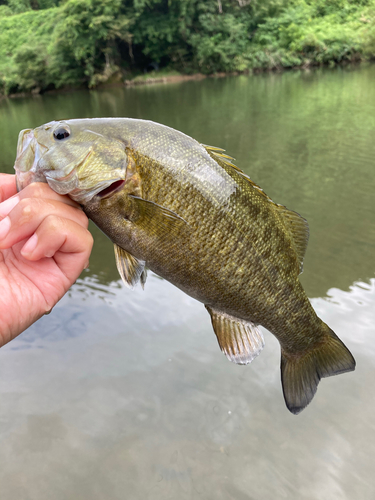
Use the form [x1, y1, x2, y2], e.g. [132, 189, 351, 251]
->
[1, 0, 375, 96]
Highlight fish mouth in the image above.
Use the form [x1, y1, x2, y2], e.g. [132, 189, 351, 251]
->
[96, 180, 126, 199]
[14, 129, 49, 191]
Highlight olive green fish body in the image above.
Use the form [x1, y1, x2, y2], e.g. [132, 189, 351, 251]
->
[14, 118, 355, 414]
[85, 148, 318, 351]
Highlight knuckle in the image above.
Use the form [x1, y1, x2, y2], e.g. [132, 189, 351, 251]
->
[77, 228, 94, 253]
[17, 198, 39, 220]
[44, 214, 62, 231]
[75, 209, 89, 228]
[25, 182, 49, 198]
[86, 230, 94, 248]
[19, 196, 45, 211]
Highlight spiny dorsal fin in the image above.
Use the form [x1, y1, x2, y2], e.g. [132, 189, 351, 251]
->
[277, 206, 309, 273]
[205, 306, 265, 365]
[204, 144, 309, 273]
[114, 244, 147, 289]
[203, 144, 238, 168]
[203, 144, 276, 204]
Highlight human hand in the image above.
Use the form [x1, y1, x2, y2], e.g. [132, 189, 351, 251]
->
[0, 174, 93, 347]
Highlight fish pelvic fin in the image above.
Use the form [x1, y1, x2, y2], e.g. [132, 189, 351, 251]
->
[114, 244, 147, 289]
[205, 306, 265, 364]
[281, 326, 356, 415]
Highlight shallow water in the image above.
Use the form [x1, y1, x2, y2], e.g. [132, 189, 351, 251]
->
[0, 65, 374, 499]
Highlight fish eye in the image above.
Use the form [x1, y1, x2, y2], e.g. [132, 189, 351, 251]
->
[53, 126, 71, 141]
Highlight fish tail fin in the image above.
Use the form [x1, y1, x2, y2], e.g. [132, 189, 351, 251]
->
[281, 326, 355, 415]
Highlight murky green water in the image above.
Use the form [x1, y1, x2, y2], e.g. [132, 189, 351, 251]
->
[0, 65, 374, 499]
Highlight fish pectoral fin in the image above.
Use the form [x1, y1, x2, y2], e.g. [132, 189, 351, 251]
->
[277, 205, 309, 274]
[128, 195, 188, 236]
[114, 244, 147, 289]
[205, 306, 265, 365]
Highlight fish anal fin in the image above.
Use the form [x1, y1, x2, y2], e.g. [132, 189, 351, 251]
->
[129, 195, 188, 237]
[114, 244, 146, 289]
[281, 326, 356, 415]
[205, 306, 265, 365]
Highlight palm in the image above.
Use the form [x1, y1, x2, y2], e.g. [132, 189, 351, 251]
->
[0, 243, 69, 341]
[0, 176, 93, 347]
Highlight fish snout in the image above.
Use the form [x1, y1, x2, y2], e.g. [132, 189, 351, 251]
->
[16, 129, 33, 158]
[14, 129, 48, 191]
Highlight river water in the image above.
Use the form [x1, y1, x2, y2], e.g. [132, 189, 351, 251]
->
[0, 65, 374, 499]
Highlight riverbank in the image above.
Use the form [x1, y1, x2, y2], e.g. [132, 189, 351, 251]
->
[1, 60, 368, 102]
[1, 0, 375, 99]
[124, 72, 207, 87]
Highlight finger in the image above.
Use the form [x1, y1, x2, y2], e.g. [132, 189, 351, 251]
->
[0, 196, 19, 221]
[0, 197, 89, 249]
[21, 215, 93, 281]
[0, 182, 80, 220]
[0, 174, 17, 203]
[18, 182, 80, 208]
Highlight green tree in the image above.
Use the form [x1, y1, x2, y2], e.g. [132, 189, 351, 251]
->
[50, 0, 131, 87]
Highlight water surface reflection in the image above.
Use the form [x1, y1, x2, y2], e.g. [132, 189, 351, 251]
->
[0, 275, 374, 499]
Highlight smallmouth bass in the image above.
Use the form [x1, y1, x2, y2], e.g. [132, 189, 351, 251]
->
[14, 118, 355, 414]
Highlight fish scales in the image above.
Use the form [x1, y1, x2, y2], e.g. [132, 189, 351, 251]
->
[124, 151, 287, 320]
[13, 117, 355, 414]
[135, 148, 309, 340]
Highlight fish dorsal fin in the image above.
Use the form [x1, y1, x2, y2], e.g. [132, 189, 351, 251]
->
[205, 306, 265, 365]
[203, 144, 238, 169]
[203, 144, 276, 204]
[204, 144, 309, 273]
[129, 195, 188, 237]
[114, 244, 147, 289]
[277, 206, 309, 273]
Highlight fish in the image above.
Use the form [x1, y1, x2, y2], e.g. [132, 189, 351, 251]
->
[14, 118, 355, 414]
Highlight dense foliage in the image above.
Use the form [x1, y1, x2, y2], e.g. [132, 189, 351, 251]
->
[1, 0, 375, 96]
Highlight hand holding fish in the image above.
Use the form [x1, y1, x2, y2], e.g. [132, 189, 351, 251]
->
[0, 174, 93, 347]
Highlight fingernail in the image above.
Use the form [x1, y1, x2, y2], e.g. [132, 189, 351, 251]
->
[0, 195, 19, 218]
[21, 233, 38, 255]
[0, 216, 11, 240]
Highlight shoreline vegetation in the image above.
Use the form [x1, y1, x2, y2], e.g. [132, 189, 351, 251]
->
[1, 0, 375, 99]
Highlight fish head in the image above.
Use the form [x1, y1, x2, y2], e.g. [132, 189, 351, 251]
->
[14, 120, 128, 204]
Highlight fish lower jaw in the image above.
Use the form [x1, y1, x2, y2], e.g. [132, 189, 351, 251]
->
[15, 170, 48, 191]
[45, 174, 79, 196]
